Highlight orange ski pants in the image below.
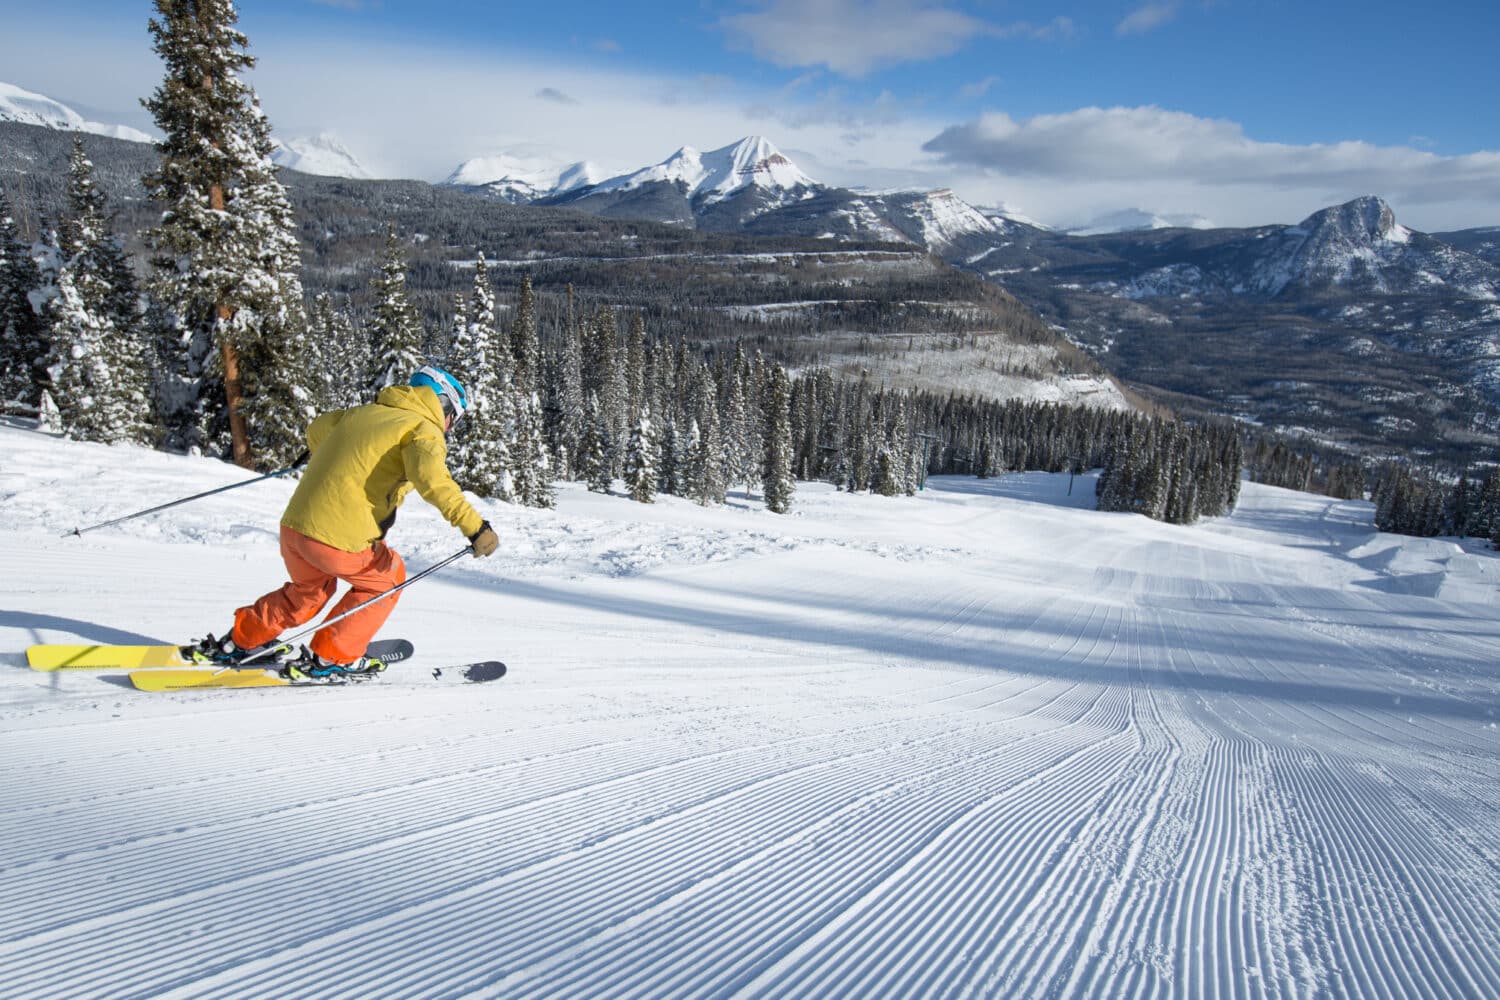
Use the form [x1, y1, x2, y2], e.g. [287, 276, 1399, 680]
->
[232, 526, 407, 664]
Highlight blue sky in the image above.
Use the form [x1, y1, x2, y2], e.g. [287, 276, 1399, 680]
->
[3, 0, 1498, 230]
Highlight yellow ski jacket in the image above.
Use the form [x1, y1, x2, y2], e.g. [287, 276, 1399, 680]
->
[281, 385, 485, 552]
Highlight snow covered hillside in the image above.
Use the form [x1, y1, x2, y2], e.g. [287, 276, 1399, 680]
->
[0, 81, 152, 143]
[271, 134, 371, 179]
[2, 424, 1497, 997]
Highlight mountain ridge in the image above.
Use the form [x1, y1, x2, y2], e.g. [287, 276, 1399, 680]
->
[960, 196, 1500, 459]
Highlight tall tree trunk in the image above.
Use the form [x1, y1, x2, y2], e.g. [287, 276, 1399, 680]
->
[210, 181, 251, 469]
[203, 63, 251, 469]
[220, 313, 251, 468]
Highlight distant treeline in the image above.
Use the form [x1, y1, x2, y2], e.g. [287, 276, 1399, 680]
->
[1237, 432, 1500, 546]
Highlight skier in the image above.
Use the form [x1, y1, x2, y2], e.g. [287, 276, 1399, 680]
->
[189, 366, 500, 680]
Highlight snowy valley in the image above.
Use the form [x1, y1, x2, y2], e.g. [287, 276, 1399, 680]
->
[1, 424, 1497, 997]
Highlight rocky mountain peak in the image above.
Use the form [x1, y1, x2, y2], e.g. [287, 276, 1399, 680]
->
[1298, 196, 1399, 244]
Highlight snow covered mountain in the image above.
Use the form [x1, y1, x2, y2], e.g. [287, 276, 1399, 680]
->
[1436, 225, 1500, 268]
[444, 151, 607, 204]
[0, 81, 152, 143]
[959, 196, 1500, 457]
[1072, 196, 1499, 302]
[270, 134, 370, 179]
[588, 136, 817, 207]
[978, 204, 1050, 232]
[882, 188, 1003, 252]
[444, 136, 1000, 250]
[1266, 196, 1497, 298]
[546, 136, 822, 229]
[3, 81, 379, 179]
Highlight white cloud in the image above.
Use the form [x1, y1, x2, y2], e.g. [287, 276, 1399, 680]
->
[922, 106, 1500, 230]
[223, 32, 941, 192]
[720, 0, 997, 77]
[925, 106, 1500, 195]
[959, 75, 1000, 100]
[4, 15, 1496, 233]
[1117, 3, 1181, 36]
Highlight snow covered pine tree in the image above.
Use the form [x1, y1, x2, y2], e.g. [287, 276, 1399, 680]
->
[142, 0, 312, 469]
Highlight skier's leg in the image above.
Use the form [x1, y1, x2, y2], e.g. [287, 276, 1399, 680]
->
[230, 526, 339, 648]
[307, 541, 407, 664]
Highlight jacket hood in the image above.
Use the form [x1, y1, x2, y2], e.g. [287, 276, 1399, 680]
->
[377, 384, 446, 429]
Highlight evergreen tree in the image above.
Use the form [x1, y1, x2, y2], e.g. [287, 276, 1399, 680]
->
[0, 186, 46, 411]
[1471, 472, 1500, 542]
[512, 390, 555, 508]
[689, 367, 726, 506]
[625, 405, 657, 503]
[626, 312, 647, 420]
[306, 292, 365, 409]
[508, 273, 539, 396]
[230, 110, 315, 469]
[844, 378, 871, 492]
[502, 276, 554, 507]
[448, 254, 512, 499]
[550, 296, 585, 480]
[872, 447, 901, 496]
[1449, 470, 1476, 539]
[722, 346, 752, 495]
[366, 227, 424, 394]
[975, 434, 995, 479]
[303, 292, 339, 411]
[762, 363, 795, 513]
[745, 351, 768, 491]
[579, 391, 612, 493]
[46, 139, 152, 445]
[437, 289, 466, 369]
[581, 308, 624, 474]
[598, 309, 629, 476]
[905, 433, 925, 495]
[657, 414, 682, 496]
[143, 0, 309, 468]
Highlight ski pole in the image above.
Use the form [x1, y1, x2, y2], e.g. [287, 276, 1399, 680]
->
[238, 545, 476, 665]
[63, 452, 309, 538]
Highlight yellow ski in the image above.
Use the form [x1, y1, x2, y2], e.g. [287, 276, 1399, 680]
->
[129, 669, 289, 692]
[28, 644, 191, 670]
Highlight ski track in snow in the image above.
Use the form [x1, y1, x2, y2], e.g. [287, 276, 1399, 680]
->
[0, 426, 1497, 998]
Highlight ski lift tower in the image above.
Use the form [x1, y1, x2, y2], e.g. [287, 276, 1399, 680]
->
[917, 432, 941, 490]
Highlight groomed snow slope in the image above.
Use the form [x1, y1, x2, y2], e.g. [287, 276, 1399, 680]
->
[1, 424, 1497, 998]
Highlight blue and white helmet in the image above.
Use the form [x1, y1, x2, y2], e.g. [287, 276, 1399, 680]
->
[410, 366, 469, 424]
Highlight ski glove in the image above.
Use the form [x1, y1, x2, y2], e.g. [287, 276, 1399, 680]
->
[469, 521, 499, 558]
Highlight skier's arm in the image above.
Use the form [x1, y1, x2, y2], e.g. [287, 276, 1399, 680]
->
[402, 431, 485, 537]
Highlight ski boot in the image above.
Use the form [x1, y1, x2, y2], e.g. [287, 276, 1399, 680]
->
[280, 647, 389, 684]
[185, 632, 292, 667]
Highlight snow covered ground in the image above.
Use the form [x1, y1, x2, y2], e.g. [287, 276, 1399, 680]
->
[1, 423, 1497, 998]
